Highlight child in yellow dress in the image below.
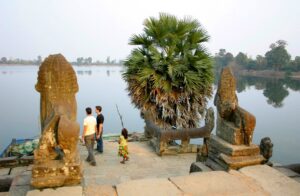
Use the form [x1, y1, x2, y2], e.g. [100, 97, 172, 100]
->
[118, 128, 129, 164]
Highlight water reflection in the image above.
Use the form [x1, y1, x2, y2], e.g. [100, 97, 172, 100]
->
[236, 76, 300, 108]
[76, 69, 120, 77]
[76, 70, 92, 75]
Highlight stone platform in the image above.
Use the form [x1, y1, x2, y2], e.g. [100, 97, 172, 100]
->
[3, 141, 300, 195]
[25, 165, 300, 196]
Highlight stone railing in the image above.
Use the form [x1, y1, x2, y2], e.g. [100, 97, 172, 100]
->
[144, 107, 214, 155]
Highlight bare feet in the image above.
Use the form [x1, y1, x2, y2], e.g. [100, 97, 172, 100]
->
[125, 157, 129, 161]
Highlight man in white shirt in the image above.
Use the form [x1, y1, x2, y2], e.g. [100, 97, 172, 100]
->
[82, 107, 97, 166]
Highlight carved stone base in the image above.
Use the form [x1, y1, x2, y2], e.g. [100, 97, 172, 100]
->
[31, 159, 82, 188]
[206, 135, 265, 170]
[149, 138, 199, 156]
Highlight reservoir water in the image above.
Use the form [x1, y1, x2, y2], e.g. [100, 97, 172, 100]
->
[0, 65, 299, 165]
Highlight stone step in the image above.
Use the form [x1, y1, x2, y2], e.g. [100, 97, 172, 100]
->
[0, 157, 18, 168]
[219, 153, 264, 169]
[210, 135, 261, 156]
[190, 162, 213, 173]
[205, 158, 226, 171]
[207, 154, 231, 170]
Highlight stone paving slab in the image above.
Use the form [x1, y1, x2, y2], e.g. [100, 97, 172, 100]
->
[116, 178, 183, 196]
[8, 184, 30, 196]
[11, 174, 31, 186]
[0, 168, 10, 176]
[84, 184, 117, 196]
[239, 165, 300, 196]
[170, 170, 268, 196]
[274, 166, 300, 177]
[292, 176, 300, 183]
[26, 186, 82, 196]
[10, 167, 27, 176]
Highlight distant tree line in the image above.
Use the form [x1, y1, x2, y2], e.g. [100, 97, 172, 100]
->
[214, 40, 300, 73]
[0, 55, 123, 65]
[0, 55, 42, 65]
[72, 56, 123, 65]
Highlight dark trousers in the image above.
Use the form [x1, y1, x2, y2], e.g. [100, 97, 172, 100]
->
[84, 134, 96, 164]
[96, 136, 103, 152]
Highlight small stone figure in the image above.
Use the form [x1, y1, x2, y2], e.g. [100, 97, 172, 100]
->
[31, 54, 82, 188]
[260, 137, 273, 165]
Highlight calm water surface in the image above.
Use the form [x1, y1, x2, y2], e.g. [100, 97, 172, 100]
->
[0, 66, 299, 165]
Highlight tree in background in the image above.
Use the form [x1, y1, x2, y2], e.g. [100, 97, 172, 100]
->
[106, 56, 111, 64]
[255, 55, 267, 70]
[214, 49, 235, 71]
[86, 57, 92, 64]
[246, 59, 257, 70]
[294, 56, 300, 71]
[37, 55, 42, 64]
[224, 52, 234, 66]
[235, 52, 248, 67]
[1, 57, 7, 64]
[213, 40, 299, 73]
[265, 40, 291, 71]
[123, 13, 214, 128]
[76, 57, 84, 65]
[288, 56, 300, 71]
[214, 49, 226, 68]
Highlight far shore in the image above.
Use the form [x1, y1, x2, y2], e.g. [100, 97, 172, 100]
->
[236, 69, 300, 80]
[0, 63, 123, 67]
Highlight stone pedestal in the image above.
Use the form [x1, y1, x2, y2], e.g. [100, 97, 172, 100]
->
[206, 135, 264, 170]
[31, 156, 82, 188]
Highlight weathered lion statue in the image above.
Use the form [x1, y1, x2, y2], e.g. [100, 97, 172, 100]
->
[31, 54, 81, 188]
[214, 67, 256, 145]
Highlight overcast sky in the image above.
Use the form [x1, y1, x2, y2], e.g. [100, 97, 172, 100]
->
[0, 0, 299, 61]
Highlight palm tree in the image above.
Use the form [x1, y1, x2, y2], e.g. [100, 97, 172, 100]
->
[123, 13, 214, 129]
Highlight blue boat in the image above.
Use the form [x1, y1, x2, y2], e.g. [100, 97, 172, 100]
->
[0, 138, 36, 158]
